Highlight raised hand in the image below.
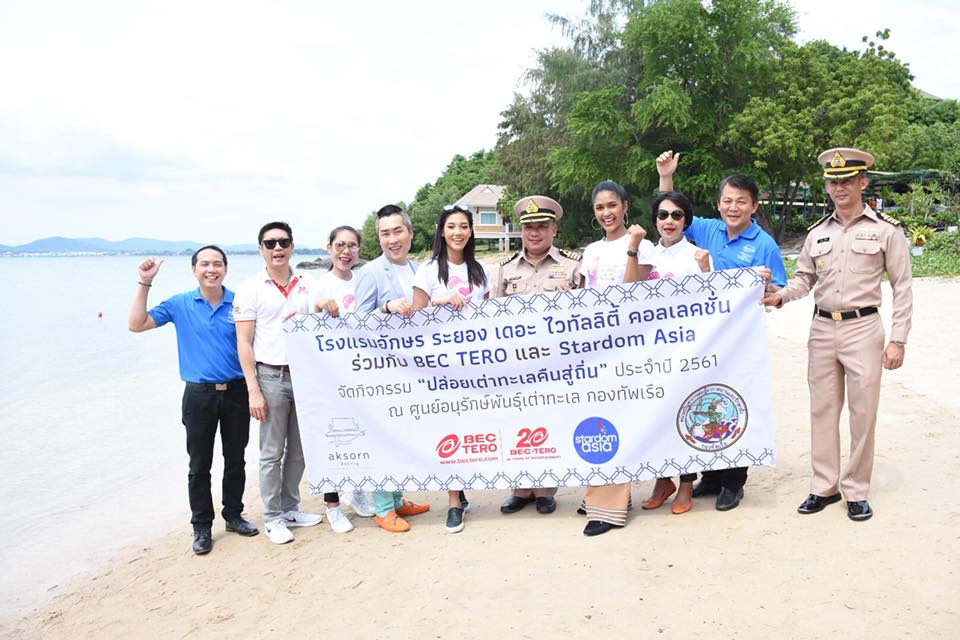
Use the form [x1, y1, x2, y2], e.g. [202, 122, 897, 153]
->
[656, 150, 681, 177]
[137, 257, 164, 284]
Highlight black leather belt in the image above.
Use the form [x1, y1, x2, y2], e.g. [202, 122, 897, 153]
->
[815, 306, 878, 321]
[187, 378, 245, 392]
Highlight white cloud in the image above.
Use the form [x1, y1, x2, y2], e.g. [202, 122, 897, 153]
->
[1, 0, 956, 246]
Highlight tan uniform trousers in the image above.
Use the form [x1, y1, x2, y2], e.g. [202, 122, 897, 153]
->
[807, 313, 885, 501]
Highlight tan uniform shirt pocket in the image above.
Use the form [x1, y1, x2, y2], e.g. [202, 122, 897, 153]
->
[849, 240, 883, 275]
[811, 241, 833, 276]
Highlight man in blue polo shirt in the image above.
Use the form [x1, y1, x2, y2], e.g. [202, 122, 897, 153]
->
[128, 246, 258, 554]
[657, 150, 786, 511]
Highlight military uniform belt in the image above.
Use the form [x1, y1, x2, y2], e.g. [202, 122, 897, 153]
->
[814, 306, 878, 321]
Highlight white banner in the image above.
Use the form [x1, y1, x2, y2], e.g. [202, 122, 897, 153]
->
[285, 268, 775, 493]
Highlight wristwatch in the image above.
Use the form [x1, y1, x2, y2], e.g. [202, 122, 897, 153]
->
[626, 250, 638, 257]
[892, 341, 906, 349]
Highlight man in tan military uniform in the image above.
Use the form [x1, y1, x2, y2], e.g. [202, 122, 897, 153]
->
[762, 148, 912, 521]
[496, 195, 584, 515]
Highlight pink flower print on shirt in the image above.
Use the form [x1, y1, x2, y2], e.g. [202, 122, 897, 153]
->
[586, 256, 601, 288]
[447, 275, 473, 297]
[341, 294, 355, 310]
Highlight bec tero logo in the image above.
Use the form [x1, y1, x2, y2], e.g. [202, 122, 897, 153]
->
[510, 427, 556, 456]
[436, 434, 461, 458]
[436, 433, 499, 459]
[573, 417, 620, 464]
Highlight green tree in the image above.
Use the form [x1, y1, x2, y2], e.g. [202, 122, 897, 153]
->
[356, 151, 503, 259]
[527, 0, 797, 239]
[724, 32, 914, 240]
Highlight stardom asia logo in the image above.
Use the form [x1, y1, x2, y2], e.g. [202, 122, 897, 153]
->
[572, 417, 620, 464]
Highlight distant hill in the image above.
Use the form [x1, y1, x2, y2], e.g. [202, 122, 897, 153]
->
[0, 236, 327, 255]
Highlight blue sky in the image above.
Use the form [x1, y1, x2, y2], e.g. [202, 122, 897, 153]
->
[1, 0, 957, 246]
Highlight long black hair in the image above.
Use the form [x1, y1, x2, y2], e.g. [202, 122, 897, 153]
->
[431, 205, 487, 288]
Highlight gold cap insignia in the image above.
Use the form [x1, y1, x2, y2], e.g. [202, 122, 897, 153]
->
[830, 151, 846, 168]
[524, 199, 540, 214]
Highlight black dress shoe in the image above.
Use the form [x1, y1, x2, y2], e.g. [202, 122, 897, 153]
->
[847, 500, 873, 521]
[535, 497, 557, 514]
[500, 494, 536, 514]
[192, 527, 213, 555]
[797, 493, 842, 514]
[583, 520, 621, 536]
[225, 517, 259, 536]
[692, 481, 722, 498]
[715, 487, 744, 511]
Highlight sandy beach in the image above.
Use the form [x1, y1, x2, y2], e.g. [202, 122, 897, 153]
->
[4, 277, 958, 640]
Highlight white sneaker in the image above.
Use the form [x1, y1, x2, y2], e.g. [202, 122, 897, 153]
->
[265, 518, 294, 544]
[282, 510, 323, 528]
[342, 490, 376, 517]
[326, 506, 354, 533]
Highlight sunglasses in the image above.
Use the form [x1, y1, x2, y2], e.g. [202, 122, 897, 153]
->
[656, 209, 685, 221]
[261, 238, 292, 250]
[332, 240, 360, 251]
[443, 204, 472, 215]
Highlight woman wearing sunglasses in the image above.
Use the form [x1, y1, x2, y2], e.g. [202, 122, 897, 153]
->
[412, 204, 490, 534]
[630, 191, 712, 515]
[313, 226, 363, 318]
[580, 180, 656, 537]
[311, 225, 385, 523]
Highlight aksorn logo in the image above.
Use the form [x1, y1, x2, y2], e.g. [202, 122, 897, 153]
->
[572, 417, 620, 464]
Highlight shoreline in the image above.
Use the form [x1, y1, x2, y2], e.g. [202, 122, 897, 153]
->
[5, 278, 958, 639]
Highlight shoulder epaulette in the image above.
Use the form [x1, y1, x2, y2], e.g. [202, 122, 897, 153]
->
[807, 214, 831, 231]
[560, 248, 583, 261]
[499, 250, 520, 266]
[876, 210, 901, 226]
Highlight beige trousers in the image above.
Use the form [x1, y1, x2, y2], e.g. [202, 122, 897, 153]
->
[807, 314, 885, 501]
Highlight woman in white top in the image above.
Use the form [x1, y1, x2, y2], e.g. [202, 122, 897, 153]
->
[580, 180, 655, 537]
[412, 204, 490, 534]
[631, 191, 711, 515]
[313, 225, 362, 317]
[307, 225, 381, 528]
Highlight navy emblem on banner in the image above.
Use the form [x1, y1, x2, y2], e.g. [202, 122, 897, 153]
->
[676, 384, 748, 451]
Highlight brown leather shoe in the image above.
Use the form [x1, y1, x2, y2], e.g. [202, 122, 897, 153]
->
[374, 511, 410, 532]
[395, 499, 430, 517]
[641, 479, 677, 510]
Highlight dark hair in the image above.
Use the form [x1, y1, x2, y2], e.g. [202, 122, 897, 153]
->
[376, 204, 403, 217]
[191, 245, 227, 266]
[431, 206, 487, 288]
[716, 174, 759, 204]
[591, 180, 629, 207]
[375, 204, 413, 235]
[257, 221, 293, 244]
[328, 225, 361, 245]
[651, 191, 694, 231]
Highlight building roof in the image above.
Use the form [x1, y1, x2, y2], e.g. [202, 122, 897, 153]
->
[456, 184, 504, 209]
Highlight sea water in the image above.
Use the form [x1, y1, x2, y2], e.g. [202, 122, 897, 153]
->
[0, 254, 318, 616]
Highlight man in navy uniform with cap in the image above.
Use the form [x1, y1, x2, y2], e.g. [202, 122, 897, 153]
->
[761, 147, 913, 521]
[493, 195, 584, 515]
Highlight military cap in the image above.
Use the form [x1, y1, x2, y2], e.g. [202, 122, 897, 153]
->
[818, 147, 875, 180]
[513, 195, 563, 225]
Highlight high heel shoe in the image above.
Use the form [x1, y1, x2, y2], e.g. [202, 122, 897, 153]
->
[641, 479, 677, 510]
